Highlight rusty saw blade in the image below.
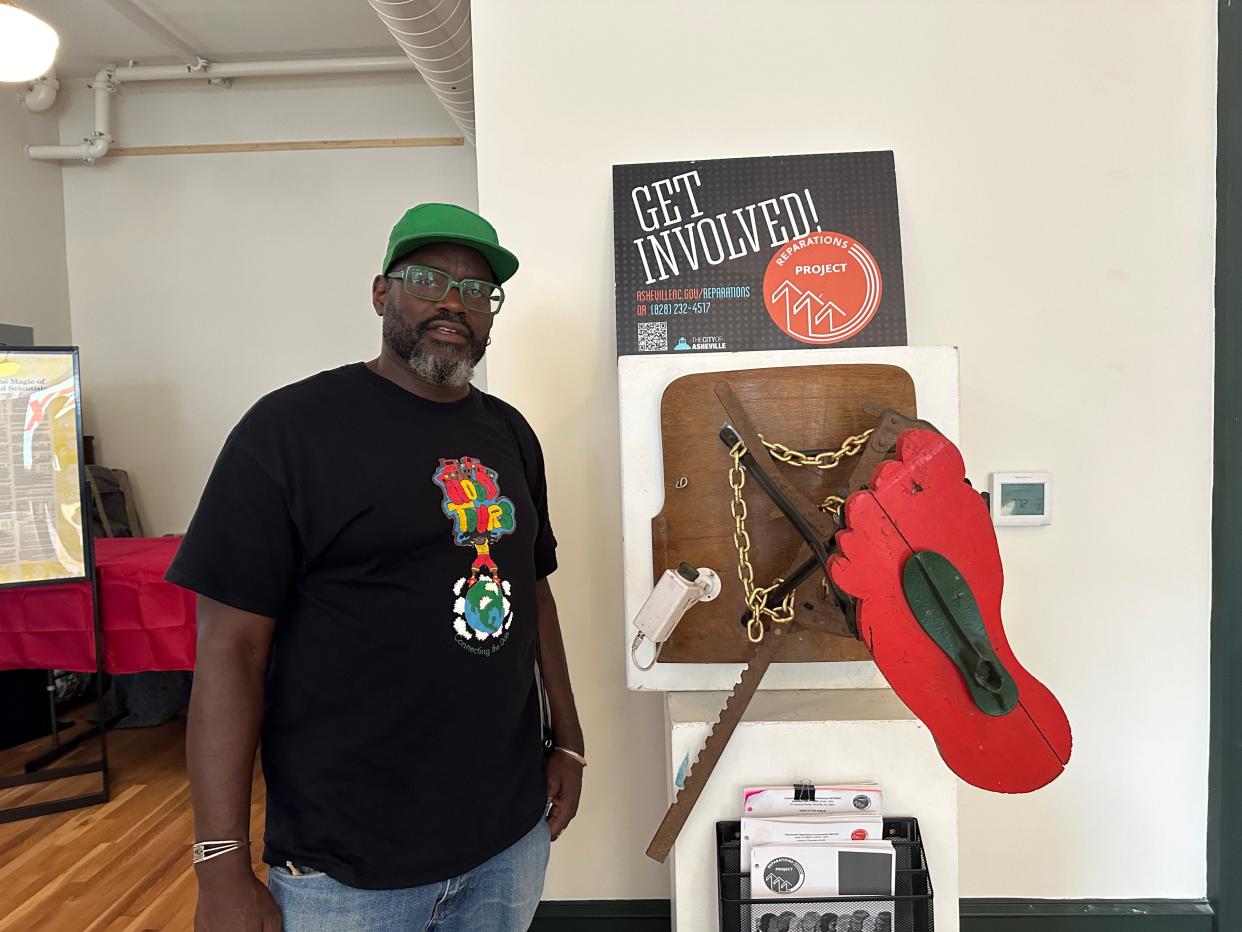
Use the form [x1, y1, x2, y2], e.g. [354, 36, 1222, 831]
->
[645, 622, 790, 862]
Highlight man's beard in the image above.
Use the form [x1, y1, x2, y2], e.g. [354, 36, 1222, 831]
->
[382, 299, 487, 389]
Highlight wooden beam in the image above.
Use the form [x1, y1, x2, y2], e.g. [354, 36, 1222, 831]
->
[103, 136, 464, 157]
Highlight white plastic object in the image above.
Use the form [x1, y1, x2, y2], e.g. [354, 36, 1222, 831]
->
[989, 471, 1052, 527]
[18, 75, 58, 113]
[630, 564, 721, 671]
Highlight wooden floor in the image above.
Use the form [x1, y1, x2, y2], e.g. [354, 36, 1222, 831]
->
[0, 719, 263, 931]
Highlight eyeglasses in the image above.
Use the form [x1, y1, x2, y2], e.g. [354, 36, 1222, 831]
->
[387, 264, 505, 315]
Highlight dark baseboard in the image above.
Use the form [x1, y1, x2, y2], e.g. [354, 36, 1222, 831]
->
[960, 899, 1214, 931]
[530, 899, 671, 931]
[530, 898, 1215, 931]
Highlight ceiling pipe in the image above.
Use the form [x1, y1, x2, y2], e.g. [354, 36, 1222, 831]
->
[27, 73, 113, 162]
[18, 70, 59, 112]
[26, 54, 415, 163]
[368, 0, 474, 145]
[112, 55, 414, 82]
[96, 0, 206, 70]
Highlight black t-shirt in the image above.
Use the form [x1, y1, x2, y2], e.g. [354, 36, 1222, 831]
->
[167, 363, 558, 889]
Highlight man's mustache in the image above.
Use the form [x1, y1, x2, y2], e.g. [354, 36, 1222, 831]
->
[417, 312, 478, 344]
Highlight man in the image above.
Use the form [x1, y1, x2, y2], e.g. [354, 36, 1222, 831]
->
[168, 203, 584, 931]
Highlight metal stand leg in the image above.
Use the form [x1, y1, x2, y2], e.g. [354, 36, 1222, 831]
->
[0, 558, 111, 823]
[44, 671, 60, 750]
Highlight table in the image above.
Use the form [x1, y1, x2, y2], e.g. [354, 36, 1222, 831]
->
[0, 537, 195, 674]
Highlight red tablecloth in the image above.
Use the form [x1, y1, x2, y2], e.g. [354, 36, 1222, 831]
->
[0, 537, 196, 674]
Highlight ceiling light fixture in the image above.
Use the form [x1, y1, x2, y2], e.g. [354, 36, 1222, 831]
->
[0, 1, 59, 83]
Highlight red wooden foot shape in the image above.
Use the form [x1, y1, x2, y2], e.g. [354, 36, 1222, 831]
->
[828, 429, 1072, 792]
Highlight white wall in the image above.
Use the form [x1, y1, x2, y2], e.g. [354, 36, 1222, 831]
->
[0, 103, 71, 343]
[58, 73, 477, 533]
[472, 0, 1216, 902]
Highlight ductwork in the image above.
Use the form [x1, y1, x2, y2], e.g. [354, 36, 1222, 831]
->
[368, 0, 474, 145]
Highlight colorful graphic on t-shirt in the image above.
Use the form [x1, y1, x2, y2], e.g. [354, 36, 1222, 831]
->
[433, 457, 517, 655]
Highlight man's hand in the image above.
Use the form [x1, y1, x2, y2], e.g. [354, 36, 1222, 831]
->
[546, 751, 584, 841]
[195, 864, 283, 931]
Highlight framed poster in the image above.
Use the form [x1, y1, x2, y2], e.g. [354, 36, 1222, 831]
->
[0, 347, 88, 589]
[613, 150, 907, 356]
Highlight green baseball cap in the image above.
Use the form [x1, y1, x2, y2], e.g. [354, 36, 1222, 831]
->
[381, 203, 519, 283]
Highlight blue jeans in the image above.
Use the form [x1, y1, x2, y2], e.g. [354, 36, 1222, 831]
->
[268, 818, 550, 932]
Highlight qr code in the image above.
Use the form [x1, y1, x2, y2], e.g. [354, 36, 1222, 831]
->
[637, 321, 668, 352]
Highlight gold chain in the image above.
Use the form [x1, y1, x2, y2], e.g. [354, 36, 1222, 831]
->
[729, 429, 873, 642]
[730, 441, 796, 642]
[761, 430, 874, 468]
[762, 429, 873, 517]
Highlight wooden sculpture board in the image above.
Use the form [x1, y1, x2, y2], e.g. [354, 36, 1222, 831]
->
[652, 364, 916, 664]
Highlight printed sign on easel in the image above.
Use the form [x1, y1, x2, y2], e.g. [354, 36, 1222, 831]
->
[612, 151, 907, 356]
[0, 348, 87, 587]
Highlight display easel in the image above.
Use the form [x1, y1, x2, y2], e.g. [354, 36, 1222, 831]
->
[0, 346, 110, 824]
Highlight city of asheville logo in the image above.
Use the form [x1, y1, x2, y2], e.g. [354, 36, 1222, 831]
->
[762, 231, 883, 345]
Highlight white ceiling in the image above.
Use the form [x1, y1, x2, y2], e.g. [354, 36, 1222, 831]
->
[21, 0, 401, 77]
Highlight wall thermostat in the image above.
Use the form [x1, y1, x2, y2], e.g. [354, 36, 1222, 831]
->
[989, 472, 1052, 527]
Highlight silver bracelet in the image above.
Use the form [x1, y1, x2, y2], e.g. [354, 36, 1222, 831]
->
[553, 746, 587, 767]
[192, 839, 248, 865]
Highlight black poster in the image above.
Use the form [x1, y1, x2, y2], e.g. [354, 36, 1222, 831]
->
[612, 150, 906, 356]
